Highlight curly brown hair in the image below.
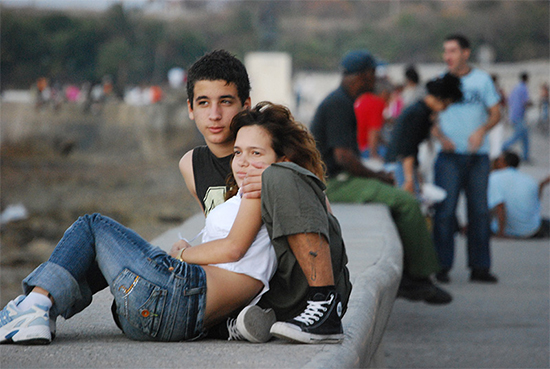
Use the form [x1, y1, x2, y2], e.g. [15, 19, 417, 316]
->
[225, 101, 326, 199]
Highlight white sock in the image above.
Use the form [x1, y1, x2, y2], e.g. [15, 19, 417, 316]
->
[18, 292, 53, 311]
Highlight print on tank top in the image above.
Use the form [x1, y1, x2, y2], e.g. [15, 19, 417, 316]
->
[203, 186, 227, 217]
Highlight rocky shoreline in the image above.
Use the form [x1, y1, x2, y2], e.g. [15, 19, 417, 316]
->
[0, 131, 202, 307]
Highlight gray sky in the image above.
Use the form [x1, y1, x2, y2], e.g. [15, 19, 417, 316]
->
[2, 0, 149, 11]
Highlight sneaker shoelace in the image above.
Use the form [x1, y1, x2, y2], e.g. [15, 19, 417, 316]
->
[293, 295, 333, 326]
[226, 318, 245, 341]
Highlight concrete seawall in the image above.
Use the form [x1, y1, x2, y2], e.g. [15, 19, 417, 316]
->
[0, 99, 201, 161]
[0, 204, 402, 368]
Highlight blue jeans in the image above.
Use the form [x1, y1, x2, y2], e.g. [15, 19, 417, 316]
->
[502, 117, 530, 161]
[384, 162, 421, 196]
[360, 145, 387, 159]
[433, 153, 491, 270]
[22, 213, 207, 342]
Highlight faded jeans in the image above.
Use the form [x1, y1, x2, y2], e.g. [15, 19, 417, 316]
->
[502, 117, 530, 161]
[433, 153, 491, 270]
[23, 213, 207, 341]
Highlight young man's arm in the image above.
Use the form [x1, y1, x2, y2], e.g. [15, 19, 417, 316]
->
[401, 156, 416, 194]
[539, 176, 550, 199]
[179, 149, 204, 210]
[333, 147, 394, 185]
[491, 202, 508, 238]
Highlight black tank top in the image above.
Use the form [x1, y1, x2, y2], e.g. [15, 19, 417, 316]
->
[192, 146, 232, 216]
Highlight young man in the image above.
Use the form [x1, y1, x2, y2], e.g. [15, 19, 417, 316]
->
[432, 34, 501, 284]
[310, 50, 452, 305]
[180, 50, 351, 343]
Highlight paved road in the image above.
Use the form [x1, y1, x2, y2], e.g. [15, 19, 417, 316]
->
[382, 127, 550, 368]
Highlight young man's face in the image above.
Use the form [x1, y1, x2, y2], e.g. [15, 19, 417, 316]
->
[188, 79, 251, 148]
[443, 40, 470, 75]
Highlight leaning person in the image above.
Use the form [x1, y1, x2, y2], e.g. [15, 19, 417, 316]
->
[384, 73, 463, 194]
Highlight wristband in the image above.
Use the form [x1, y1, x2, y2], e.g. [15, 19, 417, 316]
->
[177, 248, 187, 261]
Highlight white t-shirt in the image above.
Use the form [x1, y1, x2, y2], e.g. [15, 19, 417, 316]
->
[201, 190, 277, 306]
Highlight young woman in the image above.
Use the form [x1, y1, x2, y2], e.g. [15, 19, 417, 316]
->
[0, 102, 342, 345]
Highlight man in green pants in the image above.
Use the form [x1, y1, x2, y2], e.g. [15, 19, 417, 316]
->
[310, 50, 451, 304]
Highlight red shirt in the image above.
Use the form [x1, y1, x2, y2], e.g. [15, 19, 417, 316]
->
[354, 93, 386, 151]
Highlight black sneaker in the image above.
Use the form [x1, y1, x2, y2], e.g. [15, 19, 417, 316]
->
[423, 285, 453, 305]
[435, 269, 451, 284]
[270, 291, 344, 344]
[226, 306, 276, 343]
[470, 269, 498, 283]
[397, 276, 452, 305]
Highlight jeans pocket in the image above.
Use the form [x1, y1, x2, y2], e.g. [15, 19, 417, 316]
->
[111, 268, 167, 338]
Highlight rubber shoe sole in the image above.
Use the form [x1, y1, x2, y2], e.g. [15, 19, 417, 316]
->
[1, 324, 51, 345]
[0, 296, 52, 345]
[236, 306, 276, 343]
[270, 322, 344, 344]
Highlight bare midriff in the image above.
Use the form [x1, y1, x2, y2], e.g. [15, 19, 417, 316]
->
[201, 265, 263, 328]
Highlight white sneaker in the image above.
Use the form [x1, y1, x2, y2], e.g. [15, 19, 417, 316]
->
[227, 305, 276, 343]
[0, 295, 52, 344]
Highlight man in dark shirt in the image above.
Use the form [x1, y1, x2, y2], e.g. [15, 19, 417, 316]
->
[311, 50, 452, 305]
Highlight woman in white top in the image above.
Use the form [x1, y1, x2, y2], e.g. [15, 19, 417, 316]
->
[0, 102, 310, 345]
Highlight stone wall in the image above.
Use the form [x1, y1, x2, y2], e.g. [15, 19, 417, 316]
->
[0, 98, 200, 160]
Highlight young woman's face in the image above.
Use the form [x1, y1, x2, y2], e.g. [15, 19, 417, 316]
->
[232, 125, 279, 188]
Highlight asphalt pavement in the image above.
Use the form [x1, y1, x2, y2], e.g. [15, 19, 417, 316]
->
[381, 126, 550, 368]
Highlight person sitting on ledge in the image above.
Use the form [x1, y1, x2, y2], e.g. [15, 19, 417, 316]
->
[489, 151, 550, 239]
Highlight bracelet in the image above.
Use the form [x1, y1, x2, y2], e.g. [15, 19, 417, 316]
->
[177, 248, 187, 261]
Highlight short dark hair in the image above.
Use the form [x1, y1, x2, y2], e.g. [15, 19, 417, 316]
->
[445, 34, 470, 50]
[520, 72, 529, 82]
[186, 50, 251, 108]
[405, 65, 419, 84]
[426, 73, 463, 102]
[503, 151, 520, 168]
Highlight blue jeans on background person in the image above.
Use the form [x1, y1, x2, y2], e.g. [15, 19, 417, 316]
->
[433, 153, 491, 271]
[502, 117, 530, 161]
[22, 213, 207, 342]
[360, 145, 387, 159]
[384, 161, 421, 196]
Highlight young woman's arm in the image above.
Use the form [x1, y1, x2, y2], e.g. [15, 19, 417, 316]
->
[170, 197, 263, 265]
